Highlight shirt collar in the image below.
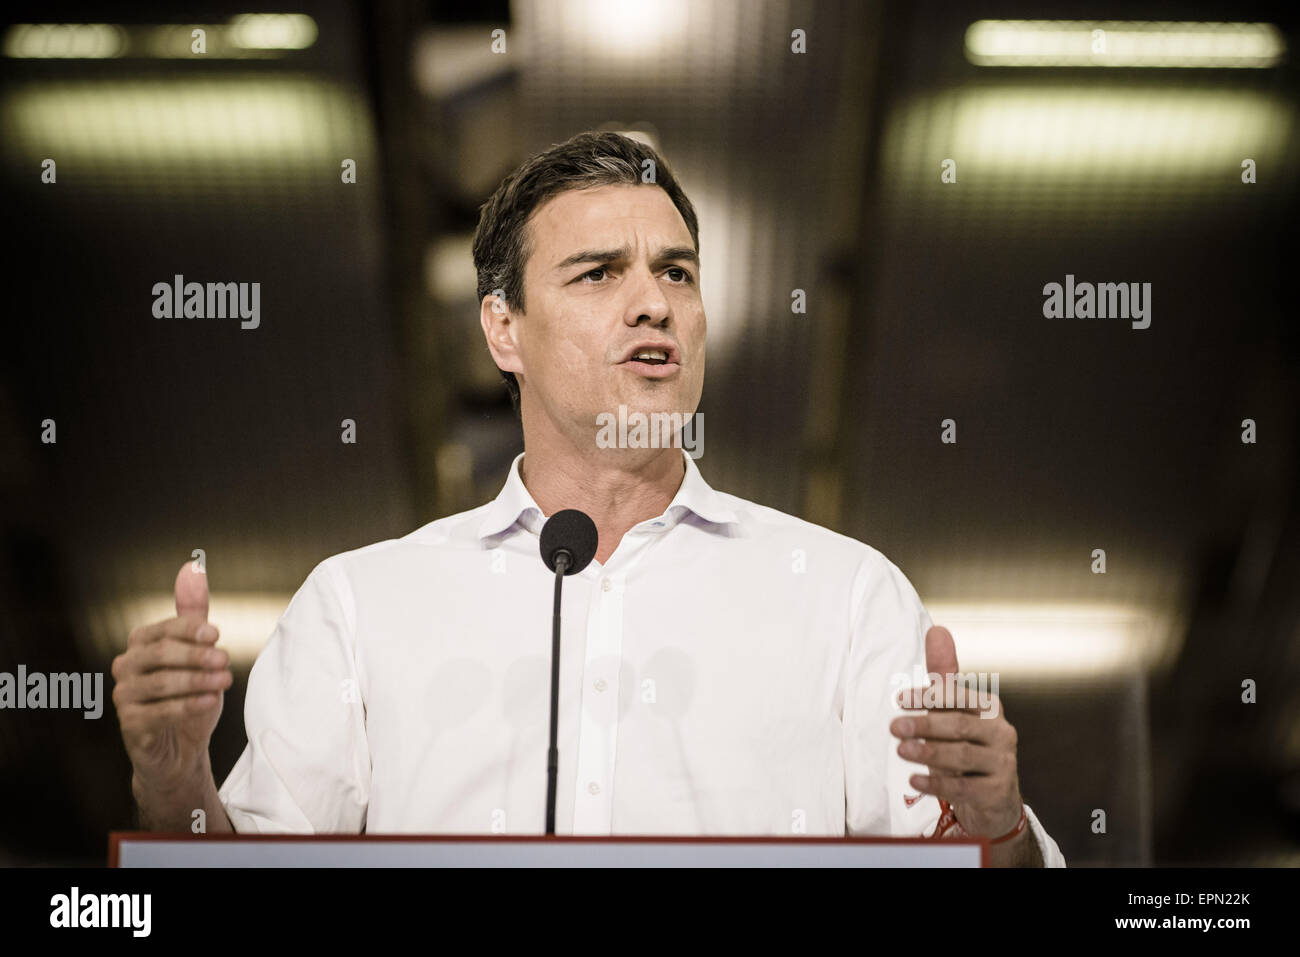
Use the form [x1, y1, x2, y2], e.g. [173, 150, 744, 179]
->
[476, 450, 739, 541]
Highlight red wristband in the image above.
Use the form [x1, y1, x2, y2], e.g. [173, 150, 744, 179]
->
[932, 798, 1027, 845]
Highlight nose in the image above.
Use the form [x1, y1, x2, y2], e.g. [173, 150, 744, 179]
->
[623, 266, 670, 328]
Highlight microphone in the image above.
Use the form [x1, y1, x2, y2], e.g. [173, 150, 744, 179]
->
[538, 509, 598, 835]
[540, 509, 598, 576]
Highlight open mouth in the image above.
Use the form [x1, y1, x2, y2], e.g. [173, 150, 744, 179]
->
[618, 353, 681, 379]
[620, 344, 681, 378]
[630, 350, 670, 365]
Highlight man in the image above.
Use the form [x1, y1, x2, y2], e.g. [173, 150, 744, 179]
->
[113, 131, 1065, 866]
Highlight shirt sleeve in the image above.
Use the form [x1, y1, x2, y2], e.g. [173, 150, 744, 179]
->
[844, 553, 943, 840]
[216, 558, 370, 833]
[842, 553, 1067, 867]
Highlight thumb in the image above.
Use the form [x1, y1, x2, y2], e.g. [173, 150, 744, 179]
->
[174, 560, 209, 621]
[925, 624, 959, 680]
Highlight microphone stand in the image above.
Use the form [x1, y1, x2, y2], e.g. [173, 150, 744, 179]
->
[545, 550, 571, 835]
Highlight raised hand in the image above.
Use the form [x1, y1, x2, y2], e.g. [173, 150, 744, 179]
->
[112, 561, 232, 805]
[890, 625, 1037, 864]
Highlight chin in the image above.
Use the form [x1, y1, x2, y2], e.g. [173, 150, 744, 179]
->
[618, 394, 696, 421]
[593, 394, 699, 454]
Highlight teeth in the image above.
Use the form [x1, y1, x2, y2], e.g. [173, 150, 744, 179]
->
[633, 350, 669, 363]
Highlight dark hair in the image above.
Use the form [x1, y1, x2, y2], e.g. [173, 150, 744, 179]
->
[472, 131, 700, 411]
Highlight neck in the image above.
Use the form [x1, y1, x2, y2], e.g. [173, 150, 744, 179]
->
[519, 436, 685, 566]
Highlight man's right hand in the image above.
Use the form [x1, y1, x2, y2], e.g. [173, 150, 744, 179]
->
[112, 561, 232, 801]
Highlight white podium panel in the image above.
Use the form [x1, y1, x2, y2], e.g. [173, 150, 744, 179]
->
[112, 834, 986, 867]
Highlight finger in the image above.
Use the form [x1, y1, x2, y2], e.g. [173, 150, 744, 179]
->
[897, 680, 995, 708]
[909, 772, 1001, 805]
[174, 561, 209, 621]
[114, 667, 231, 705]
[925, 624, 959, 678]
[113, 634, 225, 682]
[898, 738, 1002, 774]
[897, 685, 1000, 716]
[127, 616, 219, 648]
[136, 638, 229, 674]
[117, 694, 222, 728]
[890, 712, 998, 744]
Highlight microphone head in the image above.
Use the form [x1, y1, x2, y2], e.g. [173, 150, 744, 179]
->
[539, 509, 598, 575]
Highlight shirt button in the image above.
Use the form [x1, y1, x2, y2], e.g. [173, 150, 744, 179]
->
[594, 678, 607, 692]
[601, 579, 612, 592]
[588, 782, 600, 795]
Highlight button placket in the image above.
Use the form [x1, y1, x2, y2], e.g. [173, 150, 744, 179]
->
[568, 529, 664, 835]
[570, 567, 622, 833]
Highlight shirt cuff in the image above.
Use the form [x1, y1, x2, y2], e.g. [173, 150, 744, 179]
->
[1023, 802, 1067, 867]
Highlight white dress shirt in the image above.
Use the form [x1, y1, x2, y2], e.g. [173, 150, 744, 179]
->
[218, 451, 1066, 865]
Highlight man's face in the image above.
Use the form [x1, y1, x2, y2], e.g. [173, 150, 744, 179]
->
[490, 183, 706, 448]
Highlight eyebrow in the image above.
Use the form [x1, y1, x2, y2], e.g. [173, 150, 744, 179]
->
[553, 244, 699, 272]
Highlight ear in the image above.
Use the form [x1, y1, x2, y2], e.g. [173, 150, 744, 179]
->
[479, 291, 524, 377]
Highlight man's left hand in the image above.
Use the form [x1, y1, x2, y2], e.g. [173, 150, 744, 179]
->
[889, 625, 1042, 867]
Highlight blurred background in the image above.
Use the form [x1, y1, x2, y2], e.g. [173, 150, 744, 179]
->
[1, 0, 1296, 865]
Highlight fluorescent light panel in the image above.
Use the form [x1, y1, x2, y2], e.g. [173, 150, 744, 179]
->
[3, 15, 317, 59]
[4, 78, 364, 167]
[966, 20, 1285, 68]
[88, 593, 293, 666]
[85, 596, 1175, 677]
[925, 602, 1175, 679]
[883, 86, 1290, 175]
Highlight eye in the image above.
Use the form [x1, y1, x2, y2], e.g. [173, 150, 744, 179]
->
[665, 267, 693, 284]
[579, 267, 607, 282]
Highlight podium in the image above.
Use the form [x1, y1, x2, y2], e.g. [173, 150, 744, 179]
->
[111, 833, 988, 866]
